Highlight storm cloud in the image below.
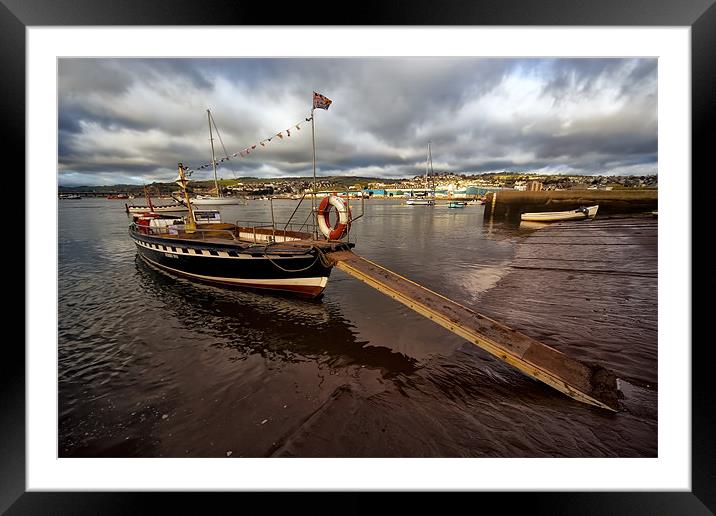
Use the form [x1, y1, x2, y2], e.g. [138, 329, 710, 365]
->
[58, 57, 657, 186]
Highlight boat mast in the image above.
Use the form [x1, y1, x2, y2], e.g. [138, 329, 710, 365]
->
[425, 140, 430, 190]
[176, 163, 196, 233]
[207, 109, 221, 198]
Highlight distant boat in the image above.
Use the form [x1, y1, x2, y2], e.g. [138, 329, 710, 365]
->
[521, 205, 599, 222]
[191, 109, 248, 207]
[406, 197, 435, 206]
[191, 195, 246, 206]
[448, 201, 467, 208]
[126, 204, 188, 214]
[107, 194, 129, 199]
[59, 194, 81, 199]
[406, 141, 436, 206]
[125, 185, 188, 214]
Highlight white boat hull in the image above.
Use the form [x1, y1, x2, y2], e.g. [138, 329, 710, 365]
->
[127, 205, 188, 213]
[191, 197, 245, 206]
[521, 205, 599, 222]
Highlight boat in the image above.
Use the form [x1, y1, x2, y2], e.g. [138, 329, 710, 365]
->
[107, 194, 129, 199]
[125, 186, 188, 214]
[405, 196, 434, 206]
[448, 201, 467, 208]
[126, 204, 188, 214]
[189, 110, 249, 207]
[405, 141, 436, 206]
[59, 193, 81, 199]
[520, 205, 599, 222]
[130, 163, 354, 298]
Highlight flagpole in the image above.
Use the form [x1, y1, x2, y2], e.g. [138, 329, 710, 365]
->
[311, 105, 317, 238]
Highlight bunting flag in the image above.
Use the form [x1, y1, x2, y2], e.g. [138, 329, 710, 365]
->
[313, 91, 332, 110]
[182, 112, 314, 173]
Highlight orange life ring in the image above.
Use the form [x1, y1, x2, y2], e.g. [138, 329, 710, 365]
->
[317, 195, 351, 240]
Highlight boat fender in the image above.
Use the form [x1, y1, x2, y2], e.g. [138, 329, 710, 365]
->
[317, 195, 352, 240]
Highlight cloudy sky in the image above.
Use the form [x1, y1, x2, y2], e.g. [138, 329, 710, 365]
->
[58, 58, 657, 186]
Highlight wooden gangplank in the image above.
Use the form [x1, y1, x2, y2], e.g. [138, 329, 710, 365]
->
[326, 250, 619, 411]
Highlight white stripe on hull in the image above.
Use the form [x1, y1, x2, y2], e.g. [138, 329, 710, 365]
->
[139, 253, 328, 289]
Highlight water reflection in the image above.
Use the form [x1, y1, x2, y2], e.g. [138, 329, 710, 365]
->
[134, 256, 417, 375]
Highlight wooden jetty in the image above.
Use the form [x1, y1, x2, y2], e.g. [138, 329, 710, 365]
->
[486, 189, 657, 220]
[325, 250, 620, 411]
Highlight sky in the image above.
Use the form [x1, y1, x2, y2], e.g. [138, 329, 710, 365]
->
[58, 58, 657, 186]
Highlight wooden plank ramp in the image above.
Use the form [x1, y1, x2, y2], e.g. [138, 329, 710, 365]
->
[325, 250, 619, 411]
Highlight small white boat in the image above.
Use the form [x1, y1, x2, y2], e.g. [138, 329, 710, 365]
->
[406, 197, 435, 206]
[126, 203, 188, 213]
[191, 195, 246, 206]
[521, 205, 599, 222]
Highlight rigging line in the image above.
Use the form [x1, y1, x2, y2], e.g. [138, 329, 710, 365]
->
[183, 112, 312, 173]
[209, 111, 230, 160]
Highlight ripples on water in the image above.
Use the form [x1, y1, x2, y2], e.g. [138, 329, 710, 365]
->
[58, 198, 656, 457]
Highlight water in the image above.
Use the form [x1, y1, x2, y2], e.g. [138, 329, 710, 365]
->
[58, 198, 656, 457]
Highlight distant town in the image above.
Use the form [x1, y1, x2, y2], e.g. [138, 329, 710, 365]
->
[58, 172, 658, 199]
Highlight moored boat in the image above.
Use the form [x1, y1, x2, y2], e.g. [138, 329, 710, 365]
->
[406, 141, 437, 206]
[406, 196, 435, 206]
[520, 205, 599, 222]
[191, 195, 245, 206]
[126, 204, 189, 213]
[448, 201, 467, 208]
[130, 162, 354, 298]
[125, 185, 188, 214]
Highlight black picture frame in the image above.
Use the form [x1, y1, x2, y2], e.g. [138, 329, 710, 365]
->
[6, 0, 712, 513]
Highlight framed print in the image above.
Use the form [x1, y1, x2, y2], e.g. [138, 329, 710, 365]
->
[7, 0, 713, 512]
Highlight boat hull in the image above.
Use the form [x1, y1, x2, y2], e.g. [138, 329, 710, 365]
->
[127, 205, 188, 213]
[130, 230, 332, 298]
[191, 197, 245, 205]
[520, 205, 599, 222]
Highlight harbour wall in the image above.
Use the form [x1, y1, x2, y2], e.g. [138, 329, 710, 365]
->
[485, 189, 658, 220]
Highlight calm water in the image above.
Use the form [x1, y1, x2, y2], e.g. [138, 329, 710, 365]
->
[58, 198, 656, 457]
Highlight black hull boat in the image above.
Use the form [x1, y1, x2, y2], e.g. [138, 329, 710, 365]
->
[129, 95, 353, 299]
[129, 160, 356, 298]
[130, 221, 352, 299]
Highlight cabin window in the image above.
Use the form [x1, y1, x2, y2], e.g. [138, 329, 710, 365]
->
[209, 250, 219, 256]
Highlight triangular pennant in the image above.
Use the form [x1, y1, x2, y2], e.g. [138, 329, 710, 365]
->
[251, 145, 256, 150]
[276, 132, 283, 139]
[286, 129, 291, 137]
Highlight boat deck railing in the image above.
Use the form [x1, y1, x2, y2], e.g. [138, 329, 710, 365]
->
[130, 222, 239, 242]
[130, 220, 316, 245]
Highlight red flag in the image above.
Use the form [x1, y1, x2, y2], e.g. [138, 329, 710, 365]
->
[312, 91, 332, 110]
